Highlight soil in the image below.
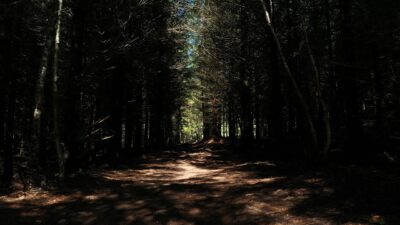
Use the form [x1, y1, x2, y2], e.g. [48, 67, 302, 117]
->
[1, 145, 399, 225]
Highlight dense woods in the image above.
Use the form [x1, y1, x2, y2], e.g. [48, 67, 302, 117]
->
[1, 0, 400, 197]
[1, 1, 400, 224]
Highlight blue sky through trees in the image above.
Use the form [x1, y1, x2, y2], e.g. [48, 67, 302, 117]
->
[172, 0, 205, 142]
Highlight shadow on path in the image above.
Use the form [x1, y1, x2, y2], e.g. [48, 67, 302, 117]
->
[1, 146, 399, 224]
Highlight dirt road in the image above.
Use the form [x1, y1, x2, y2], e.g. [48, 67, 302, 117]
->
[0, 146, 398, 224]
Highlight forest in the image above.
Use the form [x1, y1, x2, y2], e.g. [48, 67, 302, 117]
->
[1, 0, 400, 224]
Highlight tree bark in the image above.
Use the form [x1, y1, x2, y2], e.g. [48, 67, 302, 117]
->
[66, 0, 87, 171]
[134, 82, 144, 151]
[31, 34, 53, 186]
[52, 0, 65, 180]
[265, 0, 283, 139]
[1, 2, 20, 188]
[260, 0, 319, 160]
[239, 0, 253, 144]
[338, 0, 363, 150]
[324, 0, 338, 119]
[303, 30, 332, 158]
[228, 99, 237, 144]
[0, 84, 5, 188]
[124, 88, 134, 154]
[3, 67, 17, 189]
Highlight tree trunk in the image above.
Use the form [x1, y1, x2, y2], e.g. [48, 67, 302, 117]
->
[373, 53, 384, 134]
[66, 0, 87, 171]
[260, 0, 319, 160]
[3, 69, 17, 189]
[303, 30, 332, 158]
[134, 83, 144, 151]
[228, 99, 237, 144]
[124, 89, 134, 154]
[266, 1, 283, 139]
[1, 2, 20, 189]
[0, 86, 5, 188]
[148, 1, 168, 150]
[338, 0, 363, 150]
[324, 0, 338, 129]
[30, 35, 53, 186]
[240, 0, 253, 144]
[52, 0, 65, 180]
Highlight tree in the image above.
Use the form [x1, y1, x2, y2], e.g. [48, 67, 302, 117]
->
[260, 0, 319, 160]
[52, 0, 65, 180]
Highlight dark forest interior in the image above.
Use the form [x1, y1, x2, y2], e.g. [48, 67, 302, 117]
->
[1, 0, 400, 224]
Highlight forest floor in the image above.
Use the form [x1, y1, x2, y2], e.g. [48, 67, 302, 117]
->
[1, 144, 400, 225]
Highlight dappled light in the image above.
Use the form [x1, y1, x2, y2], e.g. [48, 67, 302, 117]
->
[2, 0, 400, 224]
[1, 147, 399, 224]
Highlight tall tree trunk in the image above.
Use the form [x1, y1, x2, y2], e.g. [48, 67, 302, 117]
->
[338, 0, 363, 150]
[1, 1, 20, 189]
[228, 99, 237, 144]
[148, 1, 168, 150]
[134, 83, 144, 151]
[124, 88, 134, 154]
[3, 69, 17, 189]
[240, 0, 253, 144]
[303, 30, 332, 158]
[324, 0, 338, 128]
[202, 101, 211, 140]
[144, 111, 150, 149]
[266, 1, 283, 139]
[66, 0, 87, 171]
[31, 35, 53, 186]
[285, 0, 301, 136]
[0, 84, 5, 188]
[109, 77, 123, 160]
[373, 52, 384, 134]
[52, 0, 65, 180]
[255, 96, 261, 139]
[260, 0, 319, 160]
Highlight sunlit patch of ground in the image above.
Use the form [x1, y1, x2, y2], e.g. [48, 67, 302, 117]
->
[0, 147, 399, 225]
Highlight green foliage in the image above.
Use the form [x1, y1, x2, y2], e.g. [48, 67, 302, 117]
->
[170, 0, 205, 142]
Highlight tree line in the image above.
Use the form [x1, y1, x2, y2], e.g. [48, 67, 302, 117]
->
[1, 0, 400, 190]
[197, 0, 400, 160]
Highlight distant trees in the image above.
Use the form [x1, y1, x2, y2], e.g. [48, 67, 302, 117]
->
[1, 0, 400, 190]
[195, 0, 400, 160]
[0, 0, 184, 189]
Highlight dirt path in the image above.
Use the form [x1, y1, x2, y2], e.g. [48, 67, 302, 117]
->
[0, 147, 399, 225]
